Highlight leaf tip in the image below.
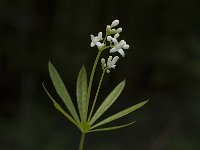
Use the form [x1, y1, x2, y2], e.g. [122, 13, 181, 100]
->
[81, 65, 87, 72]
[144, 99, 149, 104]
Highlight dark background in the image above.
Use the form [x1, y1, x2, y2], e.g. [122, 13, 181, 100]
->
[0, 0, 200, 150]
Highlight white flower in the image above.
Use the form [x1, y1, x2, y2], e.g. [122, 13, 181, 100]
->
[111, 20, 119, 27]
[110, 38, 129, 57]
[101, 56, 119, 71]
[90, 32, 103, 47]
[107, 56, 119, 69]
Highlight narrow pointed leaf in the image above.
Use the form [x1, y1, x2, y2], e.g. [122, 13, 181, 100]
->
[76, 66, 87, 121]
[48, 61, 80, 124]
[89, 121, 135, 132]
[90, 80, 125, 125]
[91, 100, 148, 129]
[42, 83, 81, 130]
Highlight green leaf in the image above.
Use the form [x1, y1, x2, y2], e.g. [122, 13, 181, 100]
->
[89, 121, 135, 132]
[48, 61, 80, 124]
[42, 83, 81, 130]
[76, 66, 88, 121]
[89, 80, 125, 125]
[91, 100, 148, 129]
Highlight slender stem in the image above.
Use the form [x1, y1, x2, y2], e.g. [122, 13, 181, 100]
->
[88, 69, 106, 121]
[84, 34, 110, 121]
[79, 133, 86, 150]
[84, 50, 102, 121]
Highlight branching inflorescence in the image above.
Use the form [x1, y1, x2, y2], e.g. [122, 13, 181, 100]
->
[43, 19, 148, 150]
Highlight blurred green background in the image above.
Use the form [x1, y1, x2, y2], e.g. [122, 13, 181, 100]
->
[0, 0, 200, 150]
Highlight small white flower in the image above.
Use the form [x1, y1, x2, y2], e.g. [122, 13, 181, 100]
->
[101, 56, 120, 71]
[90, 32, 103, 47]
[107, 56, 119, 69]
[110, 38, 129, 57]
[111, 20, 119, 28]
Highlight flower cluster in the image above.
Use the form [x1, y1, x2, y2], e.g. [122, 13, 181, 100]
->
[101, 56, 119, 73]
[90, 19, 130, 72]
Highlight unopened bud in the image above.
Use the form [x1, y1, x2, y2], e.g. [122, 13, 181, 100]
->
[101, 58, 105, 64]
[111, 20, 119, 27]
[106, 70, 110, 73]
[115, 28, 122, 33]
[106, 25, 111, 31]
[107, 36, 112, 42]
[114, 33, 120, 39]
[111, 29, 116, 34]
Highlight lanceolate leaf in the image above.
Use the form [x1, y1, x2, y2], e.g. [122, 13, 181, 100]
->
[48, 61, 80, 124]
[89, 80, 125, 125]
[89, 121, 135, 132]
[91, 100, 148, 129]
[42, 83, 81, 130]
[76, 66, 88, 121]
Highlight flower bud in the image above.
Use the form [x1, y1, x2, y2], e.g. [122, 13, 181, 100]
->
[115, 28, 122, 33]
[107, 36, 112, 42]
[114, 33, 120, 39]
[106, 70, 110, 73]
[106, 25, 111, 31]
[110, 29, 116, 34]
[111, 20, 119, 27]
[101, 58, 105, 64]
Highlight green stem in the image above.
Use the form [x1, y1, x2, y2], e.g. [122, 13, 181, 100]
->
[84, 50, 102, 121]
[79, 133, 86, 150]
[88, 69, 106, 121]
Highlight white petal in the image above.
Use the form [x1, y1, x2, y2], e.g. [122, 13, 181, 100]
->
[111, 20, 119, 27]
[110, 47, 117, 53]
[123, 44, 130, 49]
[112, 38, 118, 46]
[117, 49, 125, 57]
[98, 32, 102, 38]
[111, 65, 116, 69]
[112, 56, 119, 64]
[90, 34, 94, 40]
[117, 40, 126, 48]
[96, 42, 102, 46]
[110, 56, 119, 67]
[90, 42, 95, 47]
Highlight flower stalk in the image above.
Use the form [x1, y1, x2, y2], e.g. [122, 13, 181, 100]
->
[88, 68, 106, 121]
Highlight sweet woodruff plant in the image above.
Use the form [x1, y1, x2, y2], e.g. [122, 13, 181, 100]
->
[43, 19, 148, 150]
